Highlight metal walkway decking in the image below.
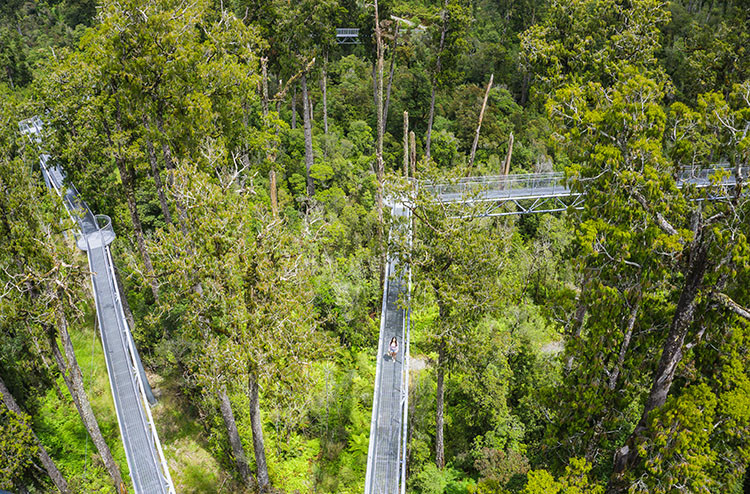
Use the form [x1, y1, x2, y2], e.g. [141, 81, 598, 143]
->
[365, 203, 411, 494]
[20, 117, 175, 494]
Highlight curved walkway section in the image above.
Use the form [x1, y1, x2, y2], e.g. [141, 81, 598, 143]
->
[20, 117, 175, 494]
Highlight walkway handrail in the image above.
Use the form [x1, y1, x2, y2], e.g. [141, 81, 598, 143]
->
[399, 204, 412, 494]
[336, 28, 360, 36]
[103, 231, 175, 494]
[364, 202, 396, 493]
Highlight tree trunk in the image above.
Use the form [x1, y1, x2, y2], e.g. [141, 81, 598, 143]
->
[608, 298, 640, 390]
[48, 312, 126, 493]
[520, 72, 530, 106]
[564, 301, 588, 374]
[261, 58, 269, 117]
[142, 119, 172, 226]
[403, 111, 409, 177]
[610, 230, 711, 487]
[503, 132, 514, 176]
[425, 85, 438, 161]
[269, 170, 278, 218]
[261, 58, 278, 218]
[129, 161, 160, 302]
[301, 73, 315, 199]
[467, 74, 494, 173]
[218, 389, 253, 487]
[0, 375, 72, 494]
[291, 84, 297, 130]
[5, 66, 14, 90]
[410, 130, 417, 177]
[425, 1, 449, 160]
[322, 53, 329, 135]
[248, 372, 270, 492]
[375, 0, 385, 243]
[372, 63, 378, 119]
[309, 90, 314, 125]
[106, 117, 159, 302]
[154, 113, 190, 241]
[435, 336, 446, 470]
[276, 80, 282, 116]
[383, 23, 399, 134]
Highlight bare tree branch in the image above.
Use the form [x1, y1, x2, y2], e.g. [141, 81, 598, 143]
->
[712, 292, 750, 322]
[632, 190, 679, 236]
[272, 58, 316, 102]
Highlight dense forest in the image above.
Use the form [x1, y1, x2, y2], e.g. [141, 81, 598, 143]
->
[0, 0, 748, 492]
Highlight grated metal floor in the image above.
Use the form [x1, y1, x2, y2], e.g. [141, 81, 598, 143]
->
[366, 204, 410, 494]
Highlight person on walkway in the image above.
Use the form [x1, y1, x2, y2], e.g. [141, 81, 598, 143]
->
[389, 337, 399, 361]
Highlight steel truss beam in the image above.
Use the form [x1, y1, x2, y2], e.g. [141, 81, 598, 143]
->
[447, 193, 585, 218]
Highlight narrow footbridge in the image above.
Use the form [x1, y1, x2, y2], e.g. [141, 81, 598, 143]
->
[365, 202, 411, 494]
[422, 166, 747, 216]
[365, 163, 746, 492]
[20, 117, 175, 494]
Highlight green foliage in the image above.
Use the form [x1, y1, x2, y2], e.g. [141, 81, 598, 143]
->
[32, 322, 130, 493]
[522, 458, 603, 494]
[2, 0, 748, 490]
[538, 7, 750, 489]
[520, 0, 671, 95]
[473, 447, 530, 492]
[0, 408, 37, 490]
[660, 0, 749, 100]
[429, 0, 472, 89]
[0, 27, 32, 89]
[638, 383, 718, 492]
[412, 463, 463, 494]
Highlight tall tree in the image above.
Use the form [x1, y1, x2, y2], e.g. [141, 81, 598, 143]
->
[374, 0, 385, 237]
[147, 163, 324, 491]
[301, 70, 316, 199]
[425, 0, 471, 160]
[0, 115, 126, 492]
[382, 22, 399, 134]
[394, 164, 508, 469]
[0, 377, 71, 494]
[262, 0, 341, 201]
[547, 66, 750, 491]
[467, 73, 493, 173]
[0, 87, 71, 494]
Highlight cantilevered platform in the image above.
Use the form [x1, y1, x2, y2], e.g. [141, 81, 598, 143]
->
[336, 28, 360, 44]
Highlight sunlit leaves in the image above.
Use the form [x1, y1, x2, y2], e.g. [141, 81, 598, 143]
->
[0, 409, 37, 490]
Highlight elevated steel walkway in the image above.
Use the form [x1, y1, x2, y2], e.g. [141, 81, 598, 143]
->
[365, 202, 411, 494]
[19, 117, 175, 494]
[422, 166, 747, 216]
[336, 28, 360, 44]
